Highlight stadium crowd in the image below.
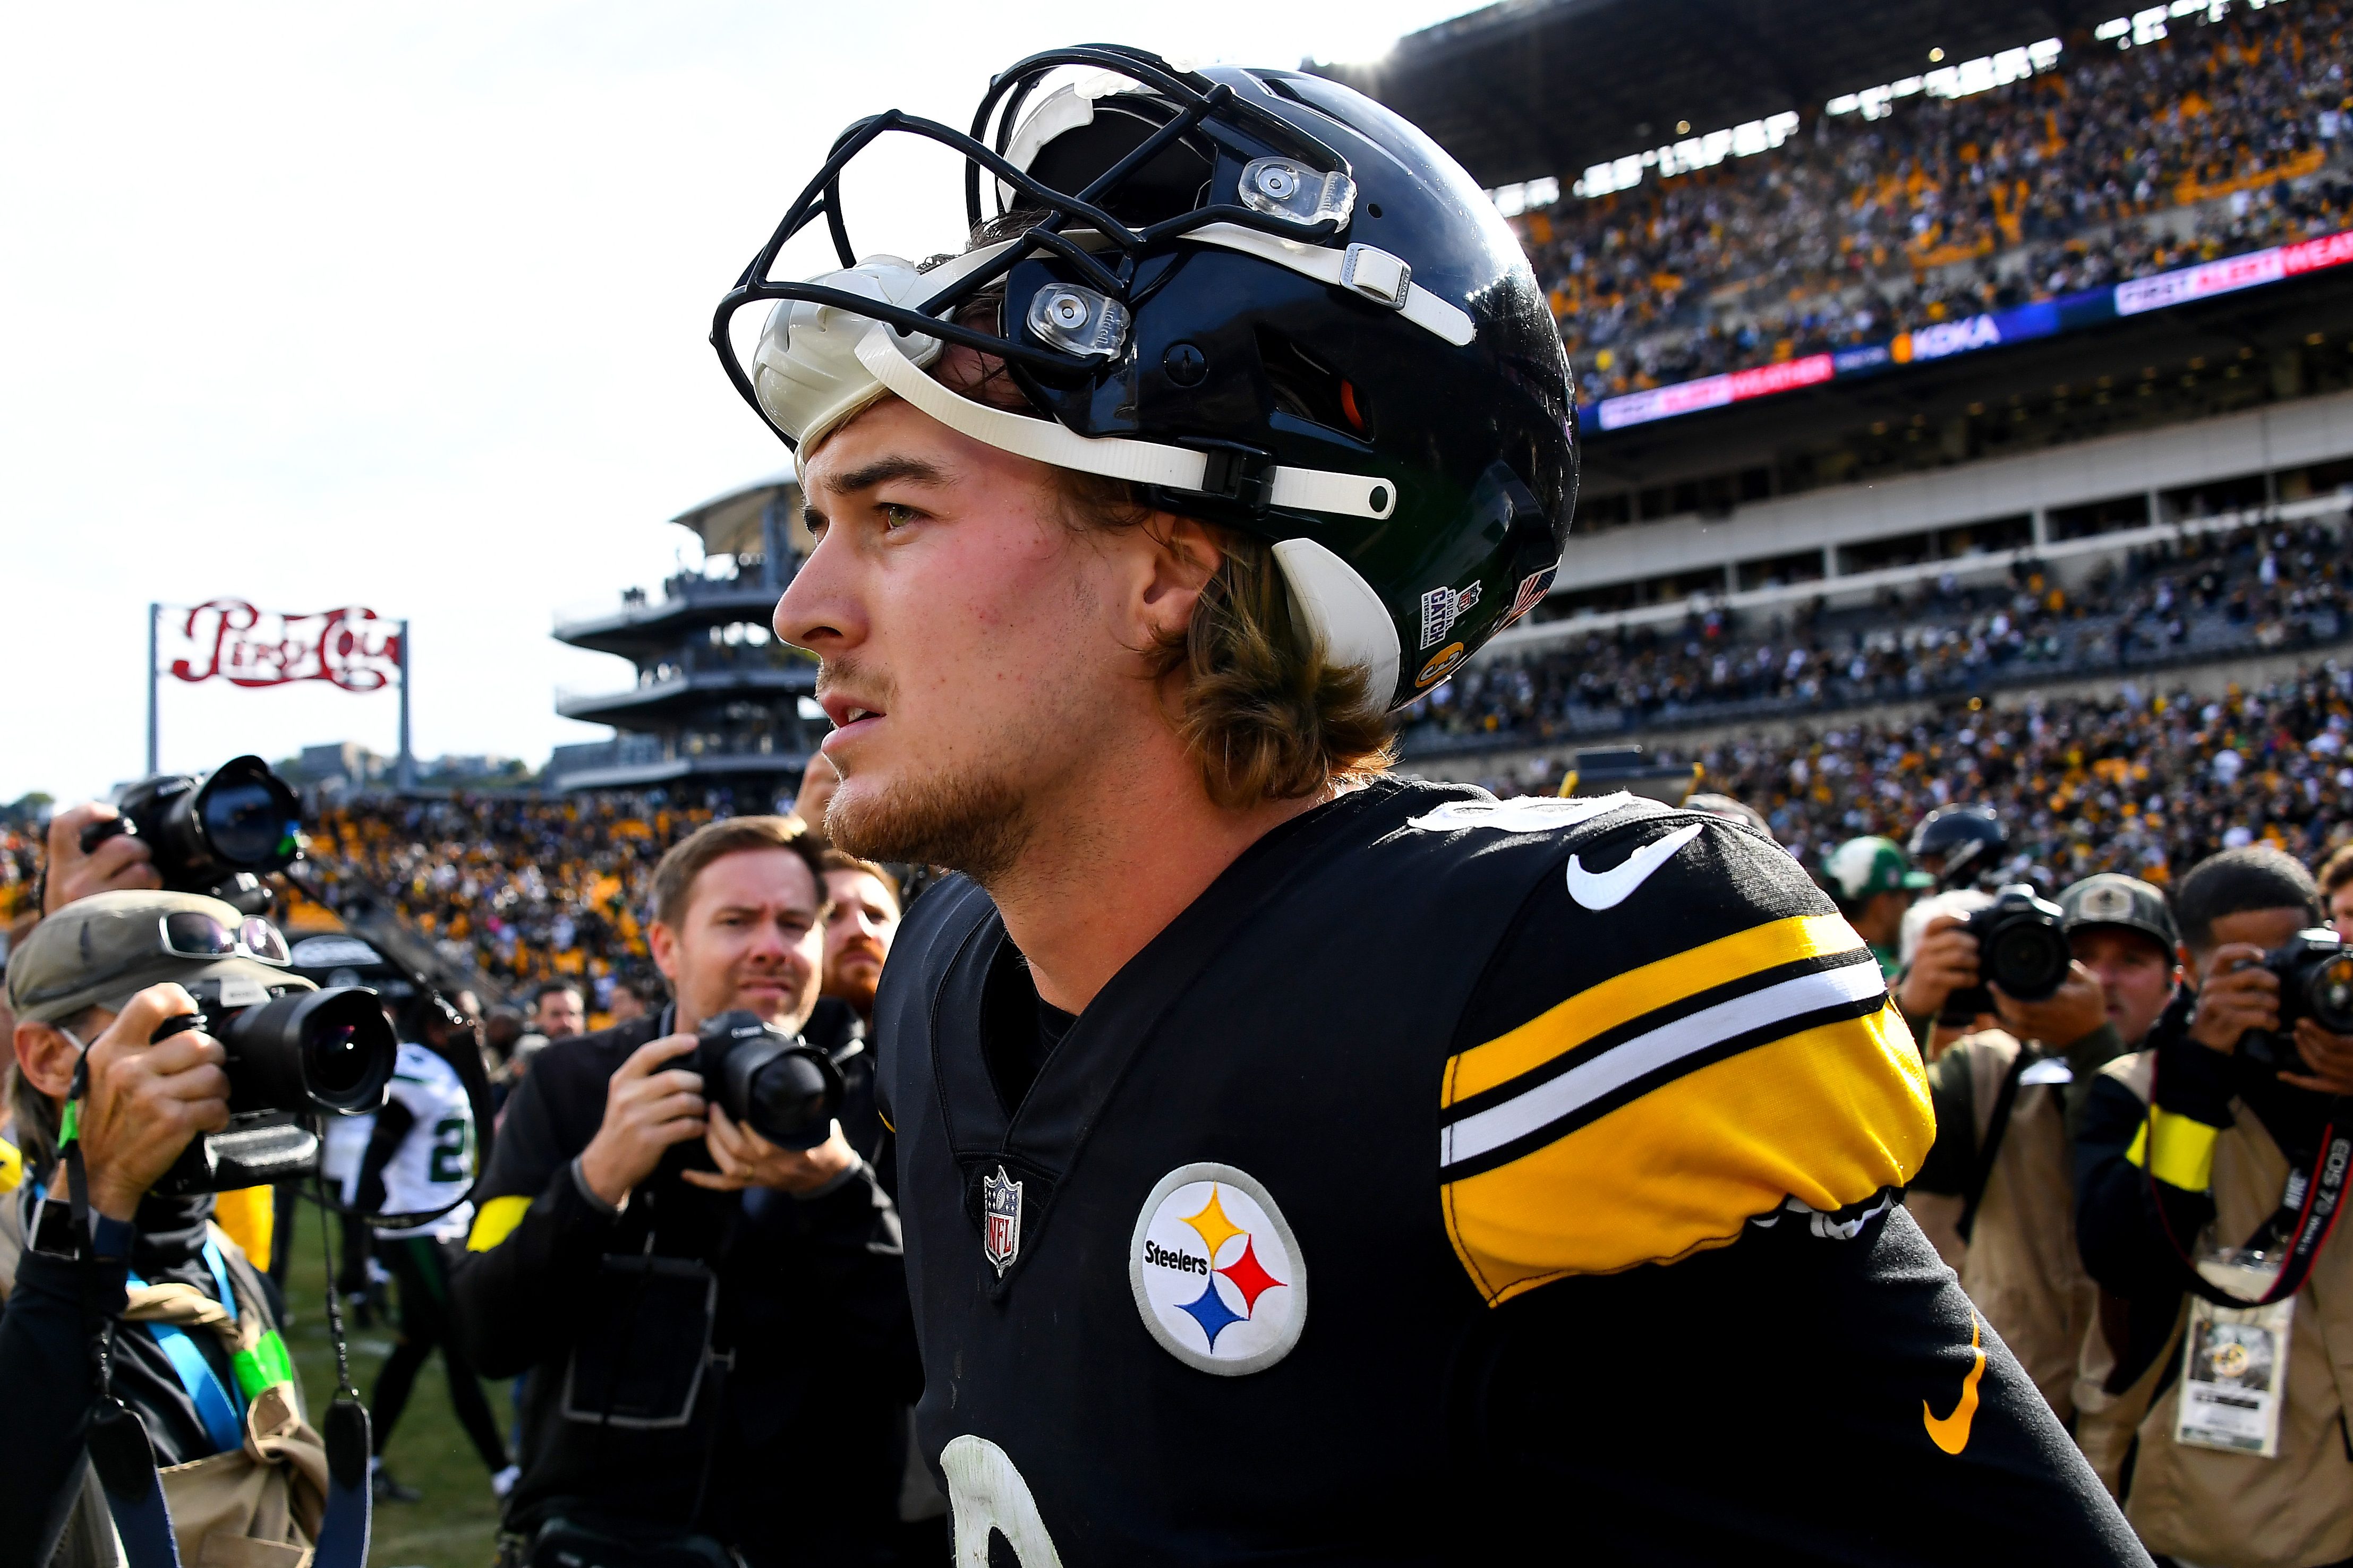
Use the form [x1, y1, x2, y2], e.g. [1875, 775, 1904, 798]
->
[1419, 517, 2351, 742]
[302, 794, 708, 1009]
[14, 658, 2353, 1561]
[1541, 0, 2353, 399]
[1457, 659, 2353, 886]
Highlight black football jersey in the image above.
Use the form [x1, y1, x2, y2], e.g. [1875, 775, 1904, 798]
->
[873, 778, 2144, 1565]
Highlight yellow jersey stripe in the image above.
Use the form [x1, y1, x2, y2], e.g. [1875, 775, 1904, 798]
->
[467, 1193, 534, 1252]
[1445, 912, 1867, 1104]
[2126, 1109, 2221, 1193]
[1441, 954, 1889, 1171]
[1444, 1001, 1931, 1303]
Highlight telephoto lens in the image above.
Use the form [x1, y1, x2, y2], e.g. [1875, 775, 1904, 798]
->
[1940, 885, 2071, 1024]
[1971, 885, 2073, 1001]
[151, 981, 398, 1114]
[83, 756, 304, 914]
[144, 979, 396, 1194]
[692, 1009, 852, 1151]
[2289, 933, 2353, 1036]
[2243, 929, 2353, 1076]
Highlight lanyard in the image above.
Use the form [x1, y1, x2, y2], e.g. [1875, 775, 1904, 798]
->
[126, 1239, 247, 1457]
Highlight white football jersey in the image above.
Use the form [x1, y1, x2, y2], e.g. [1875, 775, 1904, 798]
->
[372, 1041, 475, 1242]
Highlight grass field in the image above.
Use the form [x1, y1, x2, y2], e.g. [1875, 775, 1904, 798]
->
[278, 1202, 507, 1568]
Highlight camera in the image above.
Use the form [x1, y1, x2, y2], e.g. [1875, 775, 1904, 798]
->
[687, 1009, 863, 1153]
[2235, 928, 2353, 1077]
[145, 974, 398, 1195]
[81, 756, 303, 916]
[1939, 884, 2073, 1024]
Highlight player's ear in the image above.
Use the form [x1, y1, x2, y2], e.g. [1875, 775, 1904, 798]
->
[1128, 512, 1221, 648]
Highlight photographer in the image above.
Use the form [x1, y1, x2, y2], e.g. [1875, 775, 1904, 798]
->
[1907, 875, 2180, 1426]
[2076, 848, 2353, 1566]
[0, 892, 328, 1564]
[450, 817, 915, 1567]
[38, 803, 164, 915]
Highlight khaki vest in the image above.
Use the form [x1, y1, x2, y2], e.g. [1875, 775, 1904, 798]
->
[2070, 1055, 2176, 1500]
[0, 1198, 328, 1568]
[2098, 1056, 2353, 1568]
[1938, 1030, 2102, 1427]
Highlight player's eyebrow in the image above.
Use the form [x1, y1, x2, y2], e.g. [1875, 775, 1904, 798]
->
[804, 454, 951, 534]
[839, 455, 951, 496]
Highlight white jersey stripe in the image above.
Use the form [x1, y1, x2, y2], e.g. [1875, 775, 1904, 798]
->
[1440, 956, 1889, 1169]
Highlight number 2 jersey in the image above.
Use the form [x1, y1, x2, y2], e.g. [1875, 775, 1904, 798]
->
[873, 778, 2145, 1566]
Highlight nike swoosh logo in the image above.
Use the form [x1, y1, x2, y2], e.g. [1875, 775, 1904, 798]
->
[1923, 1312, 1987, 1455]
[1564, 822, 1703, 911]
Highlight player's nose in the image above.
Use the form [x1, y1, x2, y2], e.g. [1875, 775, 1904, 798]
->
[774, 525, 864, 655]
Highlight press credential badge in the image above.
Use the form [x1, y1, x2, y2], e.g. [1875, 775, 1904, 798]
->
[2175, 1248, 2293, 1458]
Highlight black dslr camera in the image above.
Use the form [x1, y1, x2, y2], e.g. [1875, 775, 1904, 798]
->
[686, 1009, 862, 1154]
[146, 975, 398, 1195]
[2236, 929, 2353, 1077]
[1939, 884, 2074, 1024]
[81, 756, 304, 916]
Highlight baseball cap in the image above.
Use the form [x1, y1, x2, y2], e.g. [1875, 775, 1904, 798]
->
[5, 889, 314, 1028]
[2058, 873, 2179, 954]
[1823, 837, 1935, 904]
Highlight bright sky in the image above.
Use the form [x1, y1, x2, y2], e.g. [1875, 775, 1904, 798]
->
[1, 1, 1472, 803]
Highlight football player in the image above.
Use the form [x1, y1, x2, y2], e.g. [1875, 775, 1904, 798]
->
[349, 998, 513, 1501]
[713, 47, 2143, 1563]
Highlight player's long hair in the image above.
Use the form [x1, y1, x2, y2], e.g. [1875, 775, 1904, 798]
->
[1053, 469, 1396, 807]
[928, 223, 1397, 809]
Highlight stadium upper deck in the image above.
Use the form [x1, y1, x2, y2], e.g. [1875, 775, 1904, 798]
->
[1329, 0, 2353, 635]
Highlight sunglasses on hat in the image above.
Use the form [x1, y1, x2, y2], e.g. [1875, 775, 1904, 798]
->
[159, 910, 293, 967]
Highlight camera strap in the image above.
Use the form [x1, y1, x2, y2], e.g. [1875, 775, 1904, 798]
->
[55, 1063, 187, 1568]
[2139, 1063, 2350, 1306]
[310, 1172, 376, 1568]
[1956, 1046, 2031, 1244]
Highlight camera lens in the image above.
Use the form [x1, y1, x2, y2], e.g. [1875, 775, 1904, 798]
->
[2307, 952, 2353, 1036]
[1986, 920, 2071, 999]
[742, 1053, 836, 1149]
[199, 764, 300, 869]
[305, 1022, 370, 1101]
[219, 987, 395, 1115]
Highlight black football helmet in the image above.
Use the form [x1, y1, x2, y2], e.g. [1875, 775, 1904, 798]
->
[1909, 804, 2008, 889]
[709, 45, 1575, 711]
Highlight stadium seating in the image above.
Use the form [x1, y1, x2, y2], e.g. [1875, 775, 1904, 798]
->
[1532, 1, 2353, 401]
[1463, 661, 2353, 889]
[1, 825, 35, 930]
[305, 795, 710, 1003]
[1409, 518, 2347, 749]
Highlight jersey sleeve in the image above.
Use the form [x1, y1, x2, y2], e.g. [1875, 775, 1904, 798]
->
[1439, 811, 1930, 1304]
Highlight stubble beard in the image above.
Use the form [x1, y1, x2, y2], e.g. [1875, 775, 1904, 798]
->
[828, 764, 1033, 888]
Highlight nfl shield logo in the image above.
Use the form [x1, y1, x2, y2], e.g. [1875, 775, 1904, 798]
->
[983, 1165, 1023, 1276]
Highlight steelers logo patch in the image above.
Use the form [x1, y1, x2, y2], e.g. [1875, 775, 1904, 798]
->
[1128, 1162, 1307, 1376]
